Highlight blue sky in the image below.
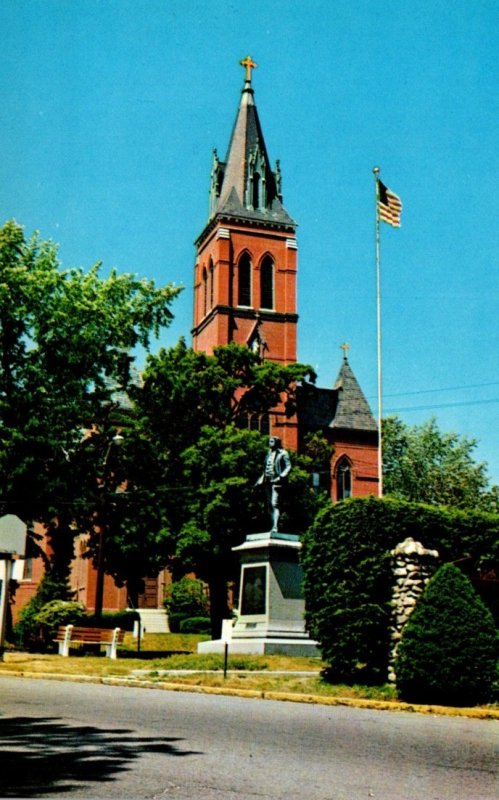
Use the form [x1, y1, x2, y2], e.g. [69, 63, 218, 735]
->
[2, 0, 499, 485]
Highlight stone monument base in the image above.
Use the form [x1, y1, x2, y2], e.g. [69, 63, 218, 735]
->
[198, 532, 320, 657]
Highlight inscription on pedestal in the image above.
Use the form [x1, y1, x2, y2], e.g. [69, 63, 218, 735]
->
[240, 565, 267, 615]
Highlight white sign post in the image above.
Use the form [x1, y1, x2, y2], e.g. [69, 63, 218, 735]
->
[0, 515, 27, 658]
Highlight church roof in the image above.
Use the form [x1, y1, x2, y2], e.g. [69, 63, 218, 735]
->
[203, 63, 296, 233]
[331, 357, 377, 432]
[297, 357, 377, 434]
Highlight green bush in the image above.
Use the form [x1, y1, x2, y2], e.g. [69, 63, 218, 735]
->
[166, 612, 185, 634]
[301, 496, 499, 683]
[302, 498, 393, 682]
[179, 616, 212, 634]
[395, 563, 498, 706]
[84, 610, 139, 631]
[164, 577, 209, 632]
[14, 599, 85, 650]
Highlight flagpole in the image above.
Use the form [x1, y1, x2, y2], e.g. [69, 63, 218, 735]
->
[373, 166, 383, 497]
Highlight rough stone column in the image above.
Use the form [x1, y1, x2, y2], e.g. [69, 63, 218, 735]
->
[388, 537, 439, 683]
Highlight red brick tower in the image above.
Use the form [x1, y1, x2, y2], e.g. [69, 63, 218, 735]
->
[192, 57, 298, 366]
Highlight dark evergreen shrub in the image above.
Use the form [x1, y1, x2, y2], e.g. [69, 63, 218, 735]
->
[166, 612, 184, 634]
[301, 497, 394, 683]
[84, 610, 139, 631]
[179, 616, 212, 634]
[301, 496, 498, 683]
[395, 563, 498, 706]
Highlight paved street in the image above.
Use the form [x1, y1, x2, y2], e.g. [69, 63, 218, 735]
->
[0, 676, 497, 799]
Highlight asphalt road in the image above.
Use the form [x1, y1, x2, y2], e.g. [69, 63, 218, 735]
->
[0, 676, 497, 799]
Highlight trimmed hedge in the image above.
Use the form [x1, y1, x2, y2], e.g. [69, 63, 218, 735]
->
[301, 496, 498, 683]
[84, 611, 139, 631]
[395, 564, 498, 706]
[179, 616, 212, 634]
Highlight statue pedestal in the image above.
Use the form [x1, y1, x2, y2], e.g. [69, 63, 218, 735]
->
[198, 532, 319, 657]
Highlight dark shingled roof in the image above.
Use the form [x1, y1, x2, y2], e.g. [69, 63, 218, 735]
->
[297, 358, 377, 433]
[213, 78, 296, 229]
[331, 358, 377, 431]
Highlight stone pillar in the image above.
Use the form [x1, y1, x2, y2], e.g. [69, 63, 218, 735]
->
[388, 537, 439, 683]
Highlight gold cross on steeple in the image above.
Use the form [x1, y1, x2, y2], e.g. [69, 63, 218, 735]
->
[240, 55, 257, 82]
[340, 342, 350, 360]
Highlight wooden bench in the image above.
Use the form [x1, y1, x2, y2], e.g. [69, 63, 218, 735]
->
[54, 625, 125, 659]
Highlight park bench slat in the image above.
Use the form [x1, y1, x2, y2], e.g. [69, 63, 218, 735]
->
[54, 625, 124, 658]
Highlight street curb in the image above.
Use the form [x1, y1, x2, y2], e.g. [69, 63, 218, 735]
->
[1, 670, 498, 719]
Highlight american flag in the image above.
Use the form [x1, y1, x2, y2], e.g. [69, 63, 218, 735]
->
[378, 180, 402, 227]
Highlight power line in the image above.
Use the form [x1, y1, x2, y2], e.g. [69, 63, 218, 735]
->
[370, 380, 499, 400]
[385, 397, 499, 414]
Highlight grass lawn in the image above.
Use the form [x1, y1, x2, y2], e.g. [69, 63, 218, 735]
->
[1, 633, 496, 715]
[0, 632, 396, 700]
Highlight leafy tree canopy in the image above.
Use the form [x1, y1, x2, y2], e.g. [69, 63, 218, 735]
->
[0, 220, 181, 595]
[129, 342, 320, 634]
[382, 415, 497, 511]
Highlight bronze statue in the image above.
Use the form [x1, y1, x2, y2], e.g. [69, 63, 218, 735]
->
[255, 436, 291, 532]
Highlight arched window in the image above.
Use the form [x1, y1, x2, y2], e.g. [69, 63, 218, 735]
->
[238, 413, 271, 436]
[260, 414, 270, 436]
[260, 256, 274, 309]
[202, 267, 208, 317]
[238, 253, 252, 307]
[209, 259, 214, 309]
[336, 457, 352, 501]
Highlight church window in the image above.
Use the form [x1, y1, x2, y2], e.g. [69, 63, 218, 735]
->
[202, 267, 208, 316]
[260, 414, 270, 436]
[209, 259, 214, 309]
[336, 457, 352, 500]
[237, 413, 270, 436]
[22, 557, 33, 580]
[260, 256, 274, 309]
[238, 253, 252, 306]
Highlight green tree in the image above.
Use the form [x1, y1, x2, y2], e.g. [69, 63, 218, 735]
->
[0, 220, 181, 598]
[395, 563, 498, 706]
[131, 342, 318, 635]
[382, 415, 495, 509]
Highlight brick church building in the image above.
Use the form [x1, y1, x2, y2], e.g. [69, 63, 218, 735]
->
[12, 59, 378, 621]
[192, 56, 378, 501]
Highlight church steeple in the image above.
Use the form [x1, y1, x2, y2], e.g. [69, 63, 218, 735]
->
[192, 58, 298, 367]
[207, 58, 294, 226]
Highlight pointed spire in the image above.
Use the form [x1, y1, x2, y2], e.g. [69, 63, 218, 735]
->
[207, 57, 296, 229]
[332, 351, 377, 432]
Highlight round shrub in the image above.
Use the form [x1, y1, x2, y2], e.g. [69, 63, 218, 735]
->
[179, 616, 212, 634]
[395, 563, 498, 706]
[164, 577, 209, 631]
[15, 599, 85, 651]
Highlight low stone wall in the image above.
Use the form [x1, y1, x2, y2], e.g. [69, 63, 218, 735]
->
[388, 537, 439, 683]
